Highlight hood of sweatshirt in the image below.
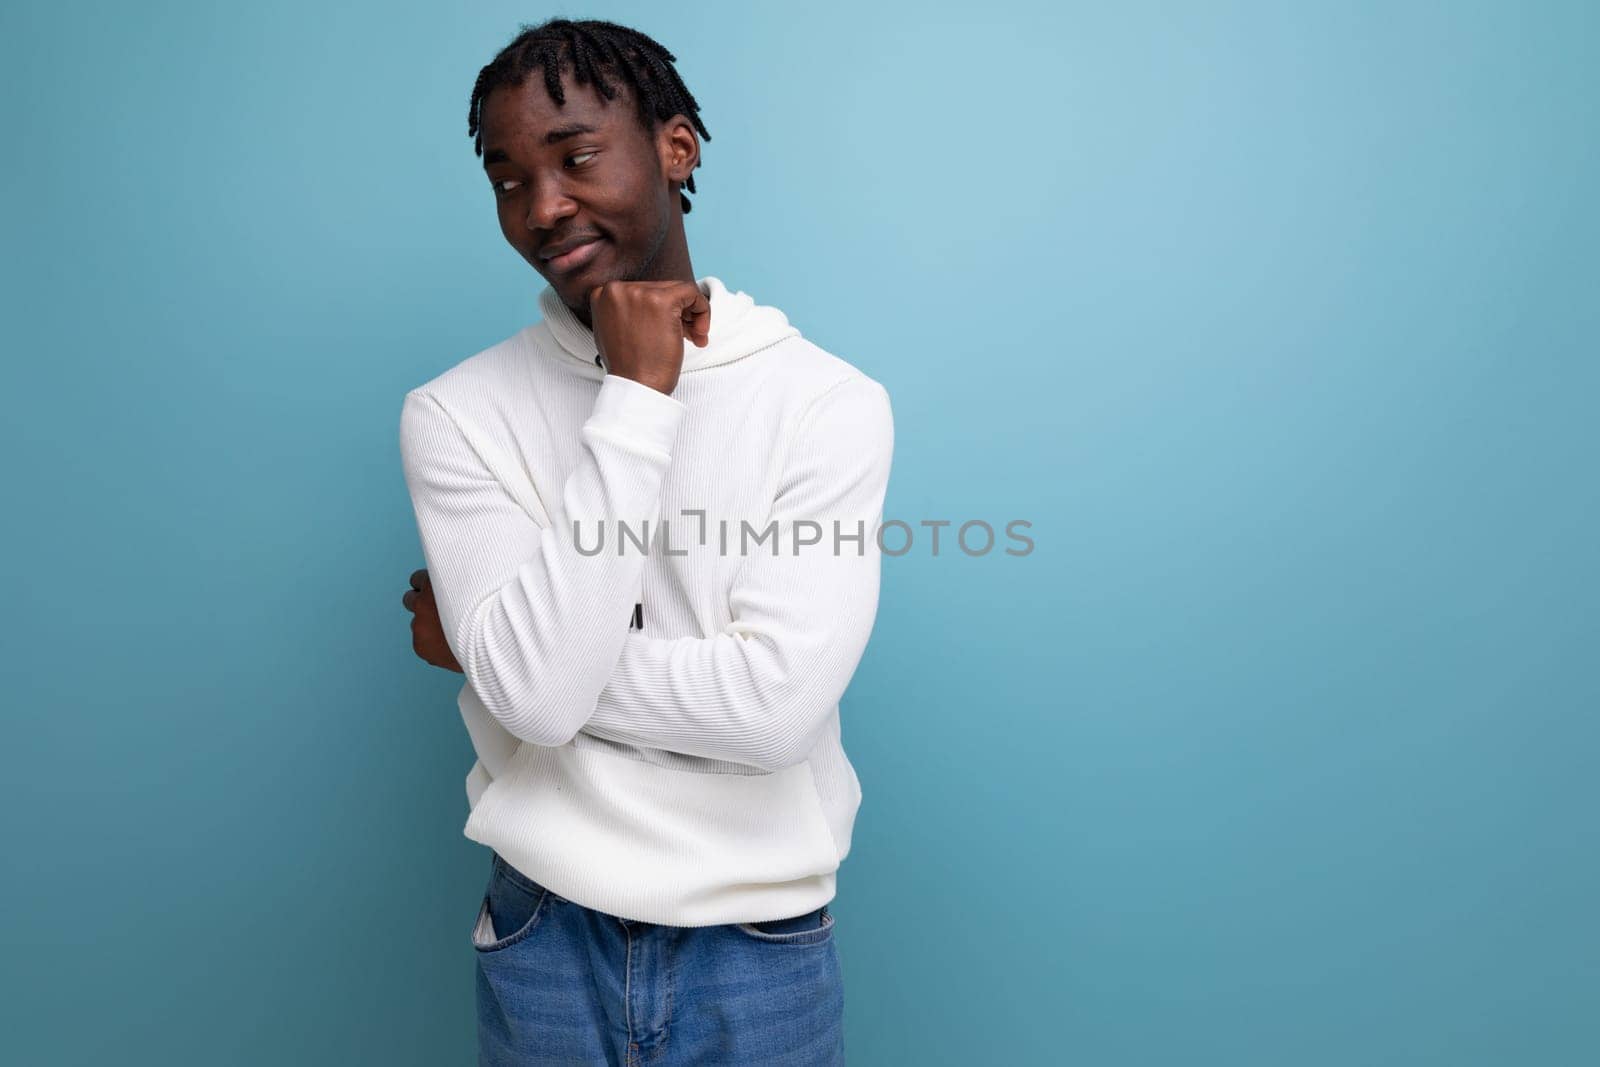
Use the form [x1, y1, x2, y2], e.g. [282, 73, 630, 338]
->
[536, 275, 800, 375]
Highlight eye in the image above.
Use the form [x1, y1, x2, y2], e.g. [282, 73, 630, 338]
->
[567, 151, 598, 168]
[492, 178, 521, 194]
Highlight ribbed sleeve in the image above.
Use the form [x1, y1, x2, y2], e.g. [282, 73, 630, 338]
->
[578, 376, 895, 770]
[398, 374, 687, 747]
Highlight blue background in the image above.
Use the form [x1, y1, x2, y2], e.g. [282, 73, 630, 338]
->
[3, 1, 1596, 1063]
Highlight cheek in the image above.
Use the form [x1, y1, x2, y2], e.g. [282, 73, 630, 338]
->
[495, 201, 525, 242]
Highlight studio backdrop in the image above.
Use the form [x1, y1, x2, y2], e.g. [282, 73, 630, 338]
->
[3, 1, 1596, 1064]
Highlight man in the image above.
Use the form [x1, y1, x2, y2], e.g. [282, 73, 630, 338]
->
[398, 18, 893, 1066]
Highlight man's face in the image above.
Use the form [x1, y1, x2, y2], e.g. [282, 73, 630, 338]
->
[478, 72, 678, 313]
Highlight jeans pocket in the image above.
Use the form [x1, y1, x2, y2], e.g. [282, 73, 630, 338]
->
[733, 904, 835, 946]
[471, 855, 553, 953]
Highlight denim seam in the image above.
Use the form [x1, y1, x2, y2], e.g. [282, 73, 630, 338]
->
[476, 885, 549, 952]
[733, 908, 835, 946]
[494, 854, 568, 905]
[623, 922, 636, 1065]
[660, 931, 675, 1056]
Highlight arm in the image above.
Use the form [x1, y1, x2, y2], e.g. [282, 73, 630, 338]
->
[398, 374, 686, 747]
[578, 375, 894, 771]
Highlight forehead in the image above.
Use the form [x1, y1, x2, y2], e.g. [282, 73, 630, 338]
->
[479, 70, 632, 145]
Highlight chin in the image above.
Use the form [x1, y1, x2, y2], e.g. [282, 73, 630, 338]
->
[571, 268, 621, 305]
[551, 281, 595, 319]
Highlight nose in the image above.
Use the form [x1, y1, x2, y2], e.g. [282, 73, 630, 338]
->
[525, 172, 576, 232]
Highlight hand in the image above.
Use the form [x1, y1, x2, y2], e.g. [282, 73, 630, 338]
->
[586, 279, 710, 395]
[403, 568, 463, 673]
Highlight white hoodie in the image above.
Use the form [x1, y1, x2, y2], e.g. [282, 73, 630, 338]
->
[399, 275, 894, 926]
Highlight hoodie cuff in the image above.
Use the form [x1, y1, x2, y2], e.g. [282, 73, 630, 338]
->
[586, 373, 689, 459]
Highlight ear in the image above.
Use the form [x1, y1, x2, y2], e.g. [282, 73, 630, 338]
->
[657, 115, 700, 184]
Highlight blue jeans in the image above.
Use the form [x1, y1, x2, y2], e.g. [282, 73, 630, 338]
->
[473, 850, 846, 1065]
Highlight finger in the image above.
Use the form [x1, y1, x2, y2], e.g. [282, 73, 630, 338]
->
[678, 289, 711, 347]
[409, 568, 426, 590]
[403, 589, 418, 611]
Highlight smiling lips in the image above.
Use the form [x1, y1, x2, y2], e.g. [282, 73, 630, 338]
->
[543, 237, 603, 274]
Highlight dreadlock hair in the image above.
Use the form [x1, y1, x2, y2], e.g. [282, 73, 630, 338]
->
[467, 18, 712, 215]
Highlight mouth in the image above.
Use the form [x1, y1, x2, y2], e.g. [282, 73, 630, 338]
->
[542, 237, 605, 275]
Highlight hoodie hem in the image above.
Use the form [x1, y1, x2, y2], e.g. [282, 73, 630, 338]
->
[461, 739, 843, 926]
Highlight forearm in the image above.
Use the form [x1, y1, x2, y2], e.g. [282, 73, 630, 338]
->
[580, 577, 880, 770]
[577, 375, 894, 768]
[401, 375, 686, 746]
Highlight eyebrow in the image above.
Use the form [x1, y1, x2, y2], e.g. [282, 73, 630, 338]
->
[482, 123, 603, 167]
